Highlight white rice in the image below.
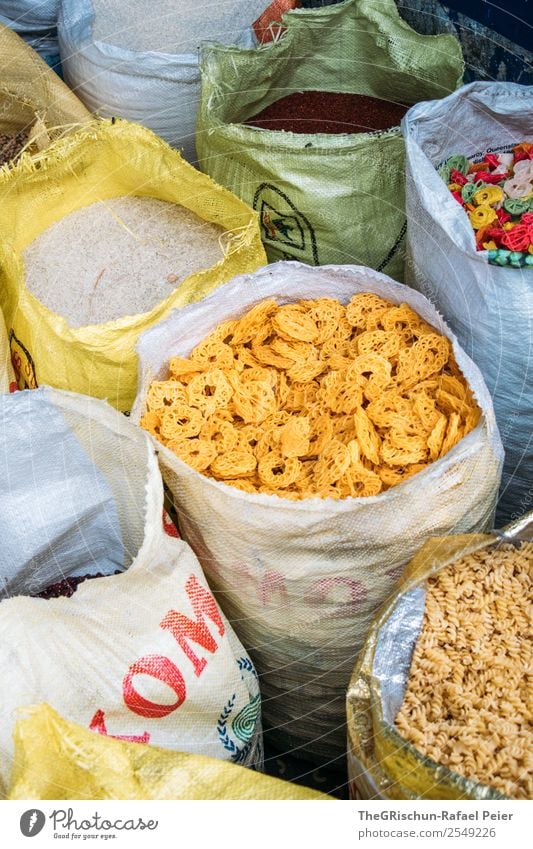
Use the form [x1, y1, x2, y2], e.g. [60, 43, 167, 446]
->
[92, 0, 267, 54]
[23, 196, 225, 327]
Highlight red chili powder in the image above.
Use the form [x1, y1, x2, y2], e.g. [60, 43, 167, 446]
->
[245, 91, 409, 134]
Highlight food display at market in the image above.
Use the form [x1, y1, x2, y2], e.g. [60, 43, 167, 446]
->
[140, 294, 481, 499]
[439, 142, 533, 267]
[0, 0, 531, 807]
[396, 543, 532, 800]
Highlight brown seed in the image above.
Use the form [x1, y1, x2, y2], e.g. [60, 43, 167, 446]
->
[246, 91, 409, 135]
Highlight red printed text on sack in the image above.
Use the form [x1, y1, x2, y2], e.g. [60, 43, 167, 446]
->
[89, 574, 225, 741]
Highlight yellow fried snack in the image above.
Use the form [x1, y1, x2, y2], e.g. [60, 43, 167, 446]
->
[139, 409, 162, 437]
[141, 294, 481, 500]
[210, 449, 257, 479]
[258, 452, 301, 488]
[271, 303, 319, 343]
[160, 405, 203, 440]
[280, 416, 311, 459]
[187, 369, 233, 416]
[168, 438, 217, 471]
[146, 379, 188, 410]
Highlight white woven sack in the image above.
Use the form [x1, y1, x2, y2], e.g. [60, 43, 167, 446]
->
[0, 313, 15, 393]
[0, 387, 262, 795]
[0, 1, 59, 56]
[132, 261, 503, 762]
[403, 81, 533, 526]
[58, 0, 266, 163]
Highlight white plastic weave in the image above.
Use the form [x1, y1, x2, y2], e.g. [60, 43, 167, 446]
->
[133, 261, 503, 761]
[58, 0, 265, 162]
[403, 81, 533, 525]
[0, 387, 262, 794]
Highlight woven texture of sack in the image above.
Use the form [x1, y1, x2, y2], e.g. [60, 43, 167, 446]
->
[0, 22, 89, 138]
[132, 261, 503, 763]
[0, 118, 265, 412]
[58, 0, 267, 163]
[0, 387, 263, 796]
[403, 81, 533, 526]
[7, 704, 331, 800]
[0, 1, 59, 56]
[197, 0, 463, 280]
[0, 313, 15, 394]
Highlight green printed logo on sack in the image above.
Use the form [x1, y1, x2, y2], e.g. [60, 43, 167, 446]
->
[9, 331, 37, 390]
[254, 184, 319, 264]
[217, 657, 261, 764]
[197, 0, 463, 282]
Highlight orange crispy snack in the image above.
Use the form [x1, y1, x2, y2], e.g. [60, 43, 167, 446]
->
[141, 293, 481, 500]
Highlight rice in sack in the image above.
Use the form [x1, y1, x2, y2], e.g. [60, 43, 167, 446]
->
[347, 512, 533, 800]
[132, 261, 502, 762]
[58, 0, 268, 163]
[0, 118, 265, 411]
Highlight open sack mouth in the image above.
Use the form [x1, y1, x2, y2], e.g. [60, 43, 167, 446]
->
[138, 287, 484, 503]
[0, 387, 150, 601]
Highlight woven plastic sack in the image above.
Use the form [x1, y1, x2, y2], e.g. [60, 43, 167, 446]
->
[0, 386, 262, 797]
[58, 0, 268, 163]
[0, 1, 59, 59]
[0, 22, 89, 146]
[403, 81, 533, 526]
[132, 261, 503, 763]
[7, 704, 331, 800]
[346, 510, 532, 799]
[196, 0, 463, 281]
[0, 312, 16, 394]
[0, 118, 265, 413]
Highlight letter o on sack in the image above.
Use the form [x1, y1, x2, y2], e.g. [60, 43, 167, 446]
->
[123, 654, 186, 718]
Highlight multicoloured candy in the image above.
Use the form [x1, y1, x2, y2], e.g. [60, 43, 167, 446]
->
[439, 142, 533, 268]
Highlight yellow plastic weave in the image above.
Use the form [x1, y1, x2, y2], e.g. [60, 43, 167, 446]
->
[0, 23, 90, 140]
[8, 705, 331, 801]
[0, 118, 266, 411]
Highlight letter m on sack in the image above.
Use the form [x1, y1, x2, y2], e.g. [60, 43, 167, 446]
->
[160, 575, 225, 677]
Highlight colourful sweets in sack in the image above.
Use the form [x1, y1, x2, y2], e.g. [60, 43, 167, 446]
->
[438, 142, 533, 268]
[140, 295, 481, 500]
[396, 543, 533, 799]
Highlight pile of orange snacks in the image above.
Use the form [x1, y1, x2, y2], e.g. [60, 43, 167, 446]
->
[140, 294, 481, 500]
[396, 542, 533, 799]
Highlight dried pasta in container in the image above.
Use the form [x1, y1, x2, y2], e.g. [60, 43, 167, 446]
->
[347, 511, 533, 800]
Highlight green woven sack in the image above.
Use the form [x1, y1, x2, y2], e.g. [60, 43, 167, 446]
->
[197, 0, 463, 281]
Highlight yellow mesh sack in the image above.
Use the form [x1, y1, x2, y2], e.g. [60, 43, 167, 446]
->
[8, 704, 331, 801]
[0, 23, 90, 147]
[0, 118, 266, 412]
[0, 311, 16, 393]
